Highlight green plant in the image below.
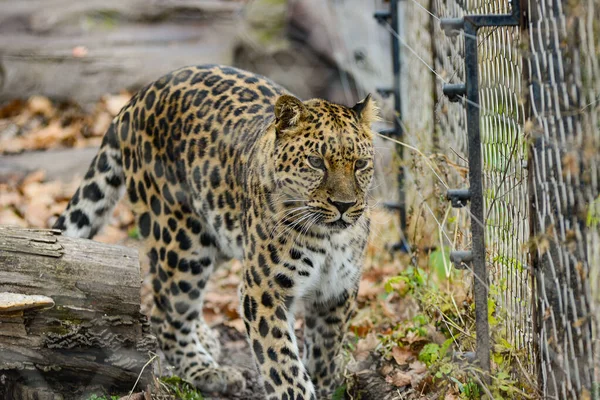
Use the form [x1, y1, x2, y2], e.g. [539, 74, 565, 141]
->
[160, 376, 204, 400]
[128, 226, 139, 239]
[384, 266, 427, 295]
[331, 384, 347, 400]
[459, 379, 481, 399]
[418, 343, 441, 366]
[429, 247, 452, 280]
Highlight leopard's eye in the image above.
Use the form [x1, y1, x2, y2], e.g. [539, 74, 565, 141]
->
[355, 159, 369, 170]
[307, 155, 326, 170]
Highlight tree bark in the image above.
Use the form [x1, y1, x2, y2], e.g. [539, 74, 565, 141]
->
[0, 226, 156, 400]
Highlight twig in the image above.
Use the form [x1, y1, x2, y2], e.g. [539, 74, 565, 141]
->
[127, 353, 159, 399]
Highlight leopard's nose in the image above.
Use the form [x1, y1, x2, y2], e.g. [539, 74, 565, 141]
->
[327, 198, 356, 214]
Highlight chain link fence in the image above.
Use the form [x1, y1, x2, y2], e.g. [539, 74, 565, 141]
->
[527, 0, 599, 397]
[397, 0, 599, 396]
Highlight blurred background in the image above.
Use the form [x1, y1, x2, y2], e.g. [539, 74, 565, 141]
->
[0, 0, 392, 109]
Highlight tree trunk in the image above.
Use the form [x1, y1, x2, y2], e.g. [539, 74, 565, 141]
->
[0, 226, 156, 400]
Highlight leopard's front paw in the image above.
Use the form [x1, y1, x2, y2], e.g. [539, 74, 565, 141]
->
[188, 365, 246, 394]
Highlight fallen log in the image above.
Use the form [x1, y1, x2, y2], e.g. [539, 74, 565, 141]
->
[0, 226, 156, 400]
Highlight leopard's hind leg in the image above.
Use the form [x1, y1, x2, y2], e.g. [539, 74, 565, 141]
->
[144, 208, 245, 393]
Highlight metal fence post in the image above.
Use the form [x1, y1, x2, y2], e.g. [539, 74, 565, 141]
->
[440, 0, 521, 380]
[374, 0, 410, 253]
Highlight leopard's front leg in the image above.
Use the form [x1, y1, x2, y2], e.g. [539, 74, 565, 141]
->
[303, 288, 358, 397]
[240, 261, 316, 400]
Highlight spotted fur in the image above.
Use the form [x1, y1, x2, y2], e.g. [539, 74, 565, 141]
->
[54, 65, 377, 399]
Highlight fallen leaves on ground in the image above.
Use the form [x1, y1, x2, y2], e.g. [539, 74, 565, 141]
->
[0, 93, 131, 155]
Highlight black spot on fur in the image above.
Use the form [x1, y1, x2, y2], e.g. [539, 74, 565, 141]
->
[275, 306, 286, 321]
[173, 69, 193, 85]
[83, 182, 104, 201]
[258, 85, 274, 98]
[167, 251, 179, 268]
[210, 166, 221, 188]
[139, 212, 151, 237]
[271, 327, 283, 339]
[145, 90, 156, 110]
[150, 195, 161, 215]
[253, 339, 265, 364]
[176, 229, 192, 250]
[267, 347, 278, 362]
[256, 224, 268, 241]
[251, 266, 262, 286]
[261, 292, 273, 308]
[190, 260, 202, 275]
[259, 317, 269, 337]
[153, 222, 160, 240]
[258, 254, 270, 276]
[70, 210, 90, 229]
[174, 301, 190, 315]
[269, 368, 282, 386]
[289, 248, 302, 260]
[105, 175, 121, 187]
[274, 273, 294, 289]
[200, 233, 215, 247]
[204, 75, 221, 87]
[53, 215, 66, 230]
[268, 244, 280, 264]
[178, 280, 192, 293]
[211, 79, 235, 96]
[119, 112, 130, 141]
[154, 73, 172, 90]
[97, 153, 110, 172]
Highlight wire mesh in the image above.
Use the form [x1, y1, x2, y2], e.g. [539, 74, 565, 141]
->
[399, 0, 599, 395]
[476, 13, 534, 381]
[527, 0, 600, 397]
[431, 0, 536, 382]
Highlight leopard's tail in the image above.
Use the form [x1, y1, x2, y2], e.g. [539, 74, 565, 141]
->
[53, 118, 125, 239]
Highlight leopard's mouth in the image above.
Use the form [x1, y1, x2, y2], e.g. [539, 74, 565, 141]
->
[326, 219, 351, 229]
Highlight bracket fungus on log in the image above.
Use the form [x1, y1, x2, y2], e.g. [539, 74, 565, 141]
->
[0, 226, 156, 400]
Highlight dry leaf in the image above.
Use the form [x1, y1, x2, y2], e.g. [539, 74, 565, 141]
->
[0, 208, 27, 227]
[386, 371, 411, 387]
[405, 330, 428, 344]
[355, 332, 379, 354]
[358, 279, 380, 299]
[444, 394, 460, 400]
[24, 198, 52, 227]
[224, 318, 246, 333]
[380, 363, 394, 375]
[28, 96, 54, 118]
[0, 192, 21, 208]
[408, 360, 427, 374]
[21, 169, 46, 186]
[391, 346, 414, 365]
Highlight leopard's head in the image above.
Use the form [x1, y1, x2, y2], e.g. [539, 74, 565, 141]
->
[272, 94, 377, 230]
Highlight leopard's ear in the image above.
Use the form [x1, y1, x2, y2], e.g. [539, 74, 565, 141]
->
[275, 95, 308, 132]
[351, 94, 379, 125]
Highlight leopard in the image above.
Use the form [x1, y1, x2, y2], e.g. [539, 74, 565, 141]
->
[53, 64, 377, 399]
